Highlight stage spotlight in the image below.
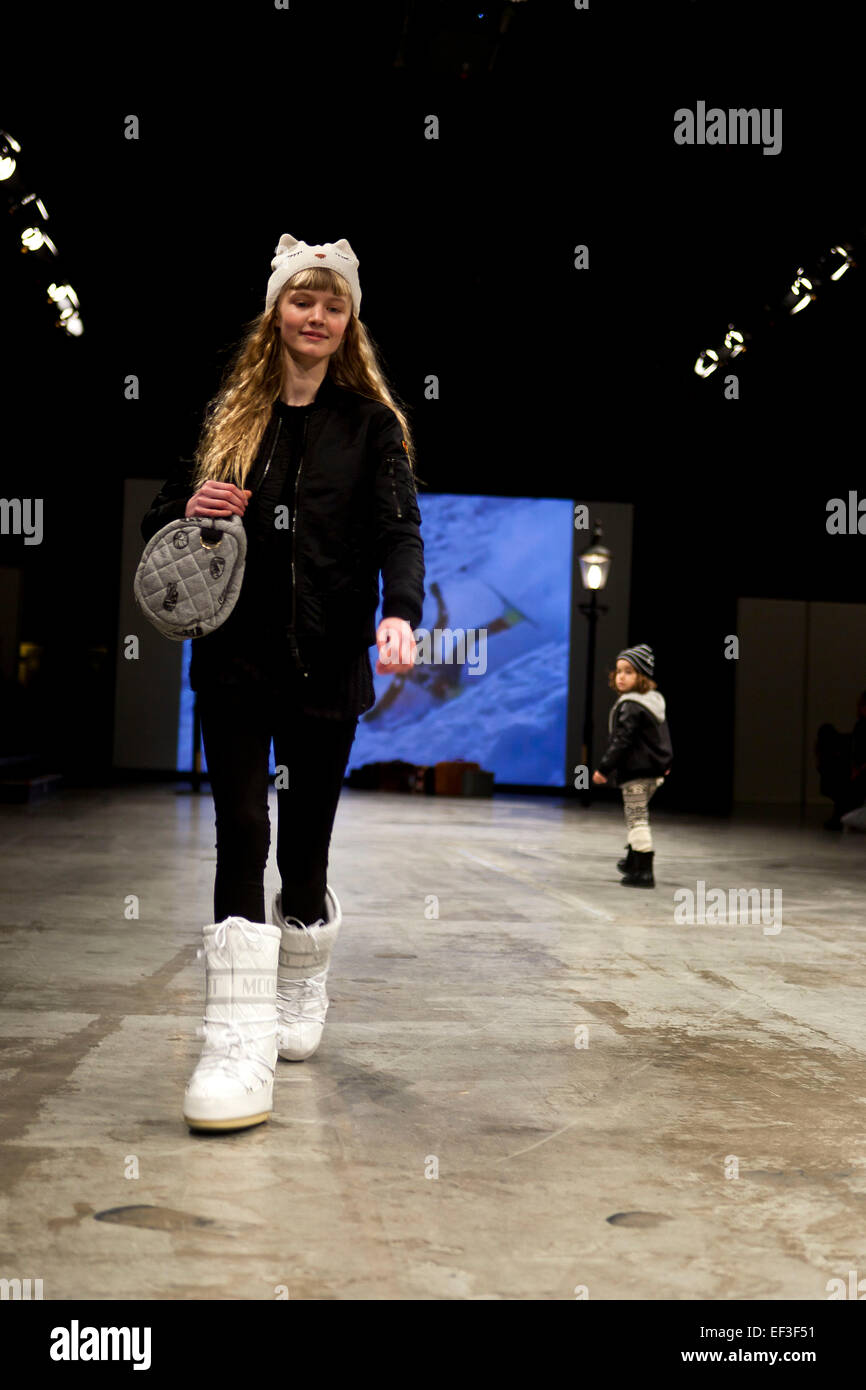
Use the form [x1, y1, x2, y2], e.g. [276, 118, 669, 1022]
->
[782, 267, 815, 315]
[47, 281, 83, 336]
[821, 244, 855, 282]
[0, 130, 21, 181]
[8, 191, 51, 249]
[21, 226, 58, 256]
[697, 325, 748, 376]
[694, 347, 720, 377]
[2, 130, 85, 337]
[48, 281, 79, 314]
[723, 325, 747, 357]
[693, 230, 859, 383]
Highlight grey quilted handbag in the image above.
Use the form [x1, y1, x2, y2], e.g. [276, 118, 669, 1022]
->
[133, 514, 247, 640]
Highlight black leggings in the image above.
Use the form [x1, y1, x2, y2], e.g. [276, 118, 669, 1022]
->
[197, 682, 359, 927]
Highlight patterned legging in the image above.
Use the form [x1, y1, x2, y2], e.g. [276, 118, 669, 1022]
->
[620, 776, 665, 852]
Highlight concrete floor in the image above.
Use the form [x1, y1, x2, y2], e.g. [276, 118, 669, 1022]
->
[1, 785, 864, 1301]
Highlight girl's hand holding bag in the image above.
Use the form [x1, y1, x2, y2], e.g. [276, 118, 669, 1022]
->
[134, 480, 252, 641]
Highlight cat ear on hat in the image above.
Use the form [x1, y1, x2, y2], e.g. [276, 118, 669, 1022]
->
[272, 233, 300, 269]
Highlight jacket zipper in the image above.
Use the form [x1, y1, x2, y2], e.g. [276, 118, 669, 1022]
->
[261, 417, 281, 481]
[386, 458, 403, 519]
[287, 415, 310, 675]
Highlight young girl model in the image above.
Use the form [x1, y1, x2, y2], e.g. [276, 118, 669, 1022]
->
[592, 644, 673, 888]
[140, 234, 425, 1132]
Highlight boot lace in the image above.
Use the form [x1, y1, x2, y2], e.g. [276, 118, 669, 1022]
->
[275, 903, 331, 1047]
[276, 969, 328, 1040]
[194, 1019, 277, 1089]
[194, 918, 277, 1090]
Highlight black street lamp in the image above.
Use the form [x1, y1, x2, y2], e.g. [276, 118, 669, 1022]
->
[577, 522, 612, 805]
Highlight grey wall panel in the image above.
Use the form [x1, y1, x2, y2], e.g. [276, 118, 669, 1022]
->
[734, 598, 866, 805]
[733, 598, 806, 804]
[805, 601, 866, 805]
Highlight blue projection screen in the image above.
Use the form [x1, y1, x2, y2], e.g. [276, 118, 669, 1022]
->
[177, 494, 574, 786]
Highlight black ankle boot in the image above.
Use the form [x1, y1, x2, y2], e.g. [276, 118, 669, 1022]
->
[616, 844, 634, 874]
[621, 849, 655, 887]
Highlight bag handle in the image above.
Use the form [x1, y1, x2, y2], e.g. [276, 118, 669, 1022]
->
[189, 513, 243, 549]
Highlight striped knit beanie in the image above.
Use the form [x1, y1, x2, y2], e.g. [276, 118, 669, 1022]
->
[616, 644, 654, 678]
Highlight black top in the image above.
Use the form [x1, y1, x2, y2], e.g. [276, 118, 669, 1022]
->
[188, 398, 375, 721]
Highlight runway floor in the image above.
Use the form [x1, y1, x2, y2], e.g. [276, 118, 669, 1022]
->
[1, 785, 864, 1300]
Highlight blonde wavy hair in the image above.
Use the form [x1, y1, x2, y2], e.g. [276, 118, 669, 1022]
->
[190, 266, 420, 490]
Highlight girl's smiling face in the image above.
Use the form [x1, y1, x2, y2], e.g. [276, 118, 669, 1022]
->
[615, 660, 638, 692]
[276, 286, 351, 361]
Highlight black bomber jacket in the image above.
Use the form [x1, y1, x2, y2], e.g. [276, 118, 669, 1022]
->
[597, 690, 674, 785]
[140, 373, 426, 675]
